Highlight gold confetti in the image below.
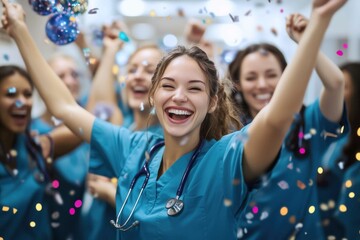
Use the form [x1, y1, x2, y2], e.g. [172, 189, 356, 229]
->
[349, 192, 355, 198]
[280, 206, 288, 216]
[317, 167, 324, 174]
[9, 149, 17, 157]
[339, 204, 347, 212]
[29, 221, 36, 227]
[35, 203, 42, 211]
[357, 127, 360, 136]
[2, 206, 9, 212]
[46, 157, 52, 164]
[356, 152, 360, 161]
[328, 200, 335, 209]
[111, 177, 118, 185]
[149, 10, 156, 17]
[308, 206, 315, 214]
[0, 236, 4, 240]
[223, 199, 232, 207]
[289, 215, 296, 224]
[297, 180, 306, 190]
[13, 208, 17, 214]
[69, 16, 76, 23]
[309, 128, 317, 135]
[345, 180, 352, 188]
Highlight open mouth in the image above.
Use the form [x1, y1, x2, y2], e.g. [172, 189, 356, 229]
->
[166, 108, 193, 121]
[255, 93, 272, 101]
[132, 85, 149, 96]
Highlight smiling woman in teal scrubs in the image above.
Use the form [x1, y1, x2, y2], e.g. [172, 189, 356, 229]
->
[228, 14, 348, 239]
[1, 0, 347, 238]
[0, 65, 53, 239]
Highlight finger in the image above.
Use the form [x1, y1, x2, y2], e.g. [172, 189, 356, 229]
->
[1, 0, 9, 8]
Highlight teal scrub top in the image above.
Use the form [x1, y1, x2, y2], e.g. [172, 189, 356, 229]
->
[90, 118, 249, 240]
[80, 124, 163, 240]
[237, 100, 349, 240]
[31, 117, 88, 240]
[319, 136, 360, 239]
[0, 134, 53, 239]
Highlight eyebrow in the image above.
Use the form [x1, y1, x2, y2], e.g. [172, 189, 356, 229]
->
[160, 77, 206, 85]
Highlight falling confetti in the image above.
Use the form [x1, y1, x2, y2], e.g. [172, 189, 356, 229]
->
[270, 27, 278, 36]
[336, 50, 344, 56]
[52, 180, 60, 189]
[119, 31, 130, 42]
[229, 13, 239, 22]
[278, 180, 289, 190]
[88, 8, 99, 14]
[297, 180, 306, 190]
[260, 211, 269, 220]
[69, 208, 76, 215]
[3, 54, 9, 61]
[245, 10, 251, 16]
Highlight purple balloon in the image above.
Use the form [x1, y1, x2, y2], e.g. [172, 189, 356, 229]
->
[31, 0, 56, 16]
[45, 13, 79, 45]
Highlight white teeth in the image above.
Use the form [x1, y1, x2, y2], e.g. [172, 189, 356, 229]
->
[133, 86, 147, 91]
[12, 110, 27, 115]
[168, 109, 192, 115]
[256, 93, 271, 100]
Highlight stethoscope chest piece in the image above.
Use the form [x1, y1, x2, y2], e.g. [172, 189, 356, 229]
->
[166, 198, 184, 216]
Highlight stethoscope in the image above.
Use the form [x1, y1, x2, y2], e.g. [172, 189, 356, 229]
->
[110, 139, 204, 231]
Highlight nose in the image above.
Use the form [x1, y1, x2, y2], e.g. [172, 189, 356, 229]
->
[15, 95, 32, 108]
[256, 77, 268, 88]
[172, 88, 187, 103]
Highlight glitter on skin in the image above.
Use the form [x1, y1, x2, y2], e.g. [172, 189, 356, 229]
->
[7, 86, 16, 94]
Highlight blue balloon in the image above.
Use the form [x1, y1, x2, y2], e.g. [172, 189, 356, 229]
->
[45, 13, 79, 45]
[31, 0, 56, 16]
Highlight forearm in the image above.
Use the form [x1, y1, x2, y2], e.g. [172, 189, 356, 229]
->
[87, 47, 118, 111]
[268, 13, 331, 126]
[50, 125, 83, 158]
[316, 52, 345, 122]
[12, 22, 77, 119]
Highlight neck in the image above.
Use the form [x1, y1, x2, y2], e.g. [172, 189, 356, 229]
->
[133, 109, 158, 131]
[0, 129, 16, 157]
[161, 134, 201, 174]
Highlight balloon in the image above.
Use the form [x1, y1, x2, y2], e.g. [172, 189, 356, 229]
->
[57, 0, 88, 15]
[45, 13, 79, 45]
[31, 0, 56, 16]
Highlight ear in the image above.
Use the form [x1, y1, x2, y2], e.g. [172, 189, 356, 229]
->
[208, 95, 218, 113]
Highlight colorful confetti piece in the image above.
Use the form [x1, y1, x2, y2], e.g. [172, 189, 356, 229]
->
[88, 8, 99, 14]
[229, 13, 239, 22]
[119, 31, 130, 42]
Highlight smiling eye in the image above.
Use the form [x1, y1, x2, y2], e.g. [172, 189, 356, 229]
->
[162, 84, 174, 89]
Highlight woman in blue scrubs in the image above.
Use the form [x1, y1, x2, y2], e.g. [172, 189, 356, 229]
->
[0, 65, 53, 239]
[79, 23, 164, 240]
[1, 0, 347, 238]
[317, 62, 360, 239]
[228, 14, 348, 239]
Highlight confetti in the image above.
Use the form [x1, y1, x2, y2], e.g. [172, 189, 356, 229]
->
[308, 206, 315, 214]
[229, 13, 239, 22]
[280, 8, 284, 13]
[245, 10, 251, 16]
[119, 31, 130, 42]
[3, 54, 9, 61]
[51, 211, 60, 219]
[278, 180, 289, 190]
[280, 206, 288, 216]
[336, 50, 344, 56]
[252, 206, 259, 214]
[140, 102, 144, 111]
[270, 27, 278, 36]
[209, 12, 215, 18]
[149, 9, 156, 17]
[224, 199, 232, 207]
[87, 8, 99, 14]
[29, 221, 36, 227]
[260, 211, 269, 220]
[15, 100, 24, 108]
[339, 204, 347, 212]
[2, 206, 9, 212]
[297, 180, 306, 190]
[69, 208, 76, 215]
[52, 180, 60, 189]
[35, 203, 42, 211]
[245, 212, 254, 220]
[74, 200, 82, 208]
[7, 86, 16, 94]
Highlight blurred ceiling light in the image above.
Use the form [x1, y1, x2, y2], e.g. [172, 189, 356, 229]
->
[131, 23, 156, 40]
[118, 0, 145, 17]
[162, 34, 178, 48]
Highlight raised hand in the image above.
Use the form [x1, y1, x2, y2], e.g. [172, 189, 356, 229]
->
[1, 0, 26, 37]
[102, 20, 125, 52]
[312, 0, 347, 17]
[286, 14, 308, 44]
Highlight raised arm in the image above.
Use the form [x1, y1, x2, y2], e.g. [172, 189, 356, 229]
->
[1, 0, 94, 142]
[286, 13, 345, 122]
[243, 0, 347, 181]
[86, 21, 124, 125]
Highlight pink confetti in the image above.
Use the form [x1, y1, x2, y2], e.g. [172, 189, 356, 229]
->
[336, 50, 344, 56]
[342, 43, 348, 49]
[74, 200, 82, 208]
[280, 8, 284, 13]
[299, 147, 306, 155]
[252, 206, 259, 214]
[69, 208, 76, 215]
[278, 180, 289, 190]
[298, 132, 304, 139]
[52, 180, 60, 189]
